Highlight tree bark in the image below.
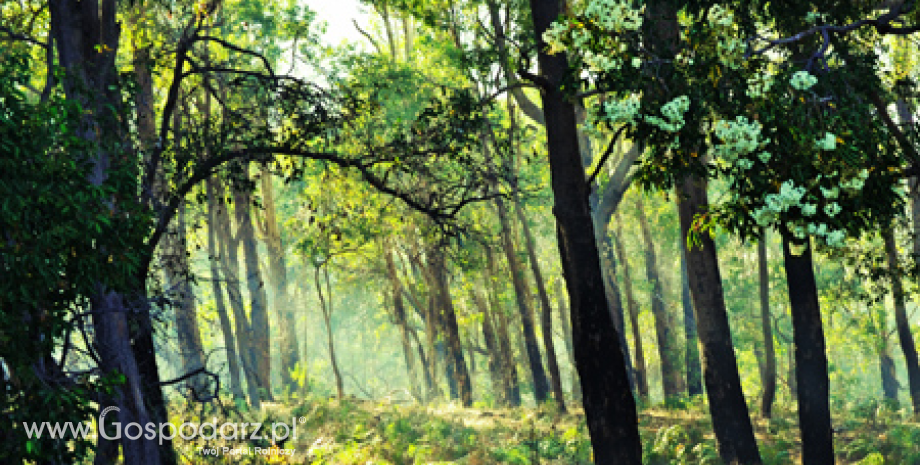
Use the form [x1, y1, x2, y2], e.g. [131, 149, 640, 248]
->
[612, 220, 650, 400]
[884, 227, 920, 413]
[757, 232, 776, 419]
[514, 200, 567, 412]
[636, 196, 684, 400]
[782, 237, 833, 465]
[677, 176, 762, 464]
[528, 0, 641, 460]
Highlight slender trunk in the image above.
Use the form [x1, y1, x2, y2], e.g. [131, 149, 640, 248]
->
[514, 200, 566, 412]
[885, 227, 920, 413]
[612, 220, 649, 400]
[223, 192, 262, 408]
[782, 237, 833, 465]
[316, 266, 344, 399]
[496, 196, 550, 404]
[431, 249, 473, 406]
[879, 304, 899, 402]
[485, 249, 522, 406]
[396, 257, 436, 401]
[235, 185, 273, 402]
[385, 246, 422, 402]
[677, 176, 762, 464]
[162, 201, 207, 394]
[472, 287, 508, 406]
[681, 241, 703, 397]
[597, 230, 636, 394]
[529, 0, 641, 459]
[207, 178, 244, 400]
[258, 171, 301, 395]
[758, 232, 776, 419]
[636, 196, 683, 400]
[554, 279, 581, 401]
[419, 252, 448, 400]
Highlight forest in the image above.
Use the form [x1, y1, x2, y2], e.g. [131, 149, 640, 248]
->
[2, 0, 920, 464]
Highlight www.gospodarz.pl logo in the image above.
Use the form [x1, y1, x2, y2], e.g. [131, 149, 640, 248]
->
[24, 406, 303, 445]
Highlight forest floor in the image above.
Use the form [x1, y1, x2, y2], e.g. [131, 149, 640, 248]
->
[165, 395, 920, 464]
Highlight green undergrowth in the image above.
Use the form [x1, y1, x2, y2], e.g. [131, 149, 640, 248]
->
[152, 395, 920, 464]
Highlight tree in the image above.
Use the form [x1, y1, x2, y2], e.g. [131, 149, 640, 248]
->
[527, 0, 643, 462]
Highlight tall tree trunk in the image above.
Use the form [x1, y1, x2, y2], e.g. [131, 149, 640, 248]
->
[385, 246, 422, 402]
[612, 220, 650, 400]
[554, 279, 581, 401]
[50, 1, 169, 461]
[257, 170, 301, 395]
[884, 227, 920, 413]
[471, 287, 509, 406]
[758, 232, 777, 419]
[219, 192, 262, 408]
[782, 237, 833, 465]
[431, 249, 473, 406]
[207, 178, 245, 401]
[879, 303, 899, 403]
[514, 200, 566, 412]
[235, 185, 273, 402]
[496, 196, 550, 405]
[681, 241, 703, 397]
[636, 196, 684, 400]
[316, 265, 344, 399]
[528, 0, 641, 460]
[677, 176, 762, 464]
[485, 249, 522, 406]
[161, 201, 207, 395]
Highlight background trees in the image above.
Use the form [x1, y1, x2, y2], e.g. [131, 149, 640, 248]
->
[2, 0, 920, 463]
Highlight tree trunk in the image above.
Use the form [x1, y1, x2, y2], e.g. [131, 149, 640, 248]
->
[677, 176, 762, 464]
[681, 241, 703, 397]
[782, 237, 833, 465]
[234, 184, 273, 402]
[612, 220, 650, 400]
[636, 196, 684, 400]
[496, 196, 550, 404]
[880, 319, 899, 403]
[207, 178, 245, 401]
[554, 279, 581, 401]
[385, 246, 422, 402]
[161, 200, 207, 395]
[223, 190, 262, 408]
[528, 0, 641, 460]
[485, 249, 522, 406]
[431, 249, 473, 406]
[884, 227, 920, 413]
[258, 170, 301, 395]
[514, 200, 566, 411]
[50, 1, 169, 461]
[758, 232, 777, 419]
[316, 265, 344, 399]
[471, 286, 508, 406]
